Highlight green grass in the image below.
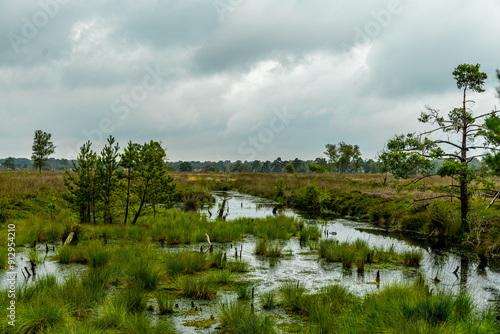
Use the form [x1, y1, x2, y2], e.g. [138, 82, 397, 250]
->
[164, 250, 211, 275]
[154, 291, 175, 314]
[217, 301, 277, 334]
[279, 282, 308, 313]
[260, 291, 276, 309]
[175, 275, 217, 300]
[319, 239, 421, 271]
[401, 249, 424, 267]
[254, 239, 284, 257]
[15, 299, 71, 334]
[236, 284, 252, 300]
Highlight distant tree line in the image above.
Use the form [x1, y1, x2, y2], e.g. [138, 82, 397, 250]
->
[170, 142, 385, 174]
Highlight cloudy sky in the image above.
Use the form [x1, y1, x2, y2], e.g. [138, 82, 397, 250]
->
[1, 0, 499, 162]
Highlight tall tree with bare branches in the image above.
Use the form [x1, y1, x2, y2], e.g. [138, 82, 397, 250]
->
[380, 63, 500, 233]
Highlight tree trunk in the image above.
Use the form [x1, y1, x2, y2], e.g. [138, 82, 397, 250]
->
[132, 186, 147, 225]
[459, 177, 469, 233]
[459, 84, 470, 234]
[124, 175, 131, 225]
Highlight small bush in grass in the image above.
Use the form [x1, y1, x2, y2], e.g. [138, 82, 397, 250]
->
[28, 248, 44, 263]
[115, 283, 147, 313]
[226, 259, 249, 273]
[84, 240, 112, 268]
[128, 258, 163, 291]
[254, 239, 267, 255]
[207, 269, 235, 285]
[175, 275, 217, 300]
[218, 301, 277, 334]
[96, 301, 127, 329]
[279, 282, 308, 313]
[57, 245, 84, 264]
[155, 291, 175, 314]
[401, 249, 423, 267]
[254, 239, 283, 257]
[16, 299, 70, 334]
[165, 250, 210, 275]
[236, 284, 252, 300]
[260, 291, 276, 309]
[300, 225, 321, 242]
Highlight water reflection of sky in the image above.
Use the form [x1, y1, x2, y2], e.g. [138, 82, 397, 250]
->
[1, 191, 498, 332]
[200, 191, 500, 311]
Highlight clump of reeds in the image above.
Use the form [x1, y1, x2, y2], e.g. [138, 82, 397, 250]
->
[254, 239, 284, 257]
[164, 250, 210, 275]
[236, 284, 252, 300]
[260, 291, 276, 309]
[400, 249, 424, 267]
[175, 275, 217, 300]
[278, 282, 308, 313]
[154, 291, 175, 314]
[217, 301, 277, 334]
[299, 225, 321, 242]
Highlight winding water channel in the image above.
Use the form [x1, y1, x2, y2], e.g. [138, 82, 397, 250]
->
[2, 190, 499, 332]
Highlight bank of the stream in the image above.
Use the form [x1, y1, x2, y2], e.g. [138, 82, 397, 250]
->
[1, 171, 500, 332]
[185, 172, 500, 258]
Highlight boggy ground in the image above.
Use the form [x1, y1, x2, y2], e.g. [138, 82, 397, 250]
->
[0, 170, 499, 333]
[173, 171, 500, 257]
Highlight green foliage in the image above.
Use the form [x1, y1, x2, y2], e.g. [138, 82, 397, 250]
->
[154, 291, 175, 314]
[217, 301, 277, 334]
[164, 250, 210, 275]
[274, 177, 285, 198]
[279, 282, 308, 313]
[175, 275, 217, 300]
[380, 63, 496, 234]
[284, 163, 295, 173]
[179, 161, 193, 171]
[64, 141, 98, 224]
[254, 239, 283, 257]
[16, 298, 70, 334]
[97, 136, 120, 224]
[1, 157, 16, 170]
[260, 291, 276, 309]
[64, 138, 176, 225]
[324, 142, 362, 173]
[400, 249, 423, 267]
[379, 133, 434, 178]
[131, 140, 176, 223]
[236, 284, 252, 300]
[307, 163, 327, 173]
[31, 130, 56, 173]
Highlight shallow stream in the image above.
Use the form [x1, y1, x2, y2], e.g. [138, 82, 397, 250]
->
[1, 190, 499, 333]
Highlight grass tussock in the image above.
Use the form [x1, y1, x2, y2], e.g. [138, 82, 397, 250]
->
[217, 301, 277, 334]
[319, 239, 418, 271]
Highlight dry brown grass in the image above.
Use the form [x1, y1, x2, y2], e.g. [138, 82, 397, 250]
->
[0, 170, 66, 198]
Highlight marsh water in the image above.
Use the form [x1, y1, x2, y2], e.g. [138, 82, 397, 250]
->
[2, 190, 499, 333]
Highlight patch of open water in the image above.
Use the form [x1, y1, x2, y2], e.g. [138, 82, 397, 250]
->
[1, 190, 499, 333]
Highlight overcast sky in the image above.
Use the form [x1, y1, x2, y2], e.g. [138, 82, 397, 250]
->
[1, 0, 499, 162]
